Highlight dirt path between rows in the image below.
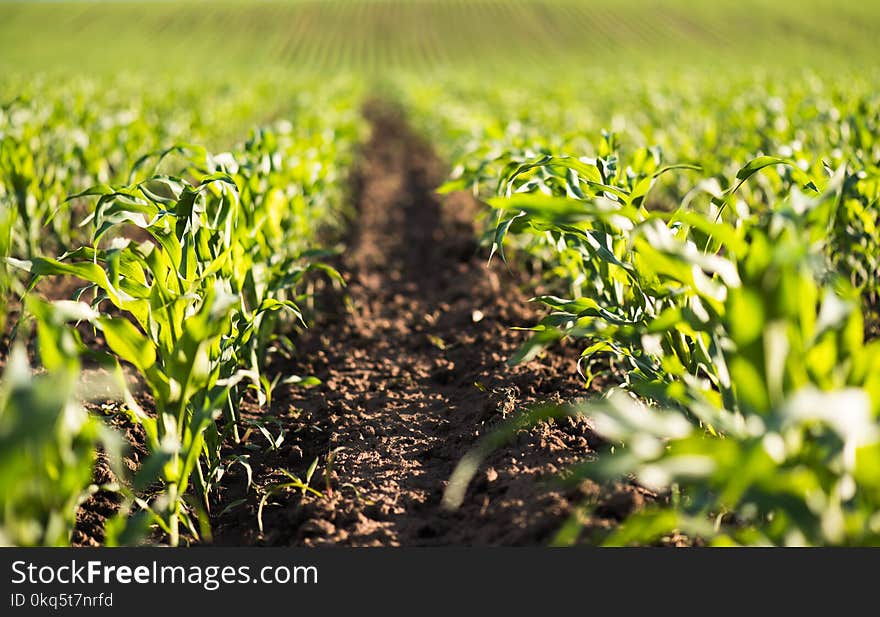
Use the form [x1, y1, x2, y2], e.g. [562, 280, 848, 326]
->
[212, 103, 641, 546]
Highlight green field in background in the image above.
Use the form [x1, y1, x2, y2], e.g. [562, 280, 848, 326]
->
[1, 0, 878, 75]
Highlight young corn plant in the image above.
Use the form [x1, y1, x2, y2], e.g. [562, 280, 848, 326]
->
[12, 126, 346, 543]
[445, 144, 880, 545]
[0, 297, 129, 546]
[12, 165, 253, 545]
[556, 216, 880, 544]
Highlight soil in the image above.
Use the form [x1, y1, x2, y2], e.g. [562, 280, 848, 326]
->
[72, 396, 149, 547]
[210, 102, 633, 546]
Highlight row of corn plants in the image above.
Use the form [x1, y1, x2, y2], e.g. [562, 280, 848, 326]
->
[415, 68, 880, 545]
[401, 68, 880, 313]
[1, 76, 364, 546]
[0, 73, 339, 265]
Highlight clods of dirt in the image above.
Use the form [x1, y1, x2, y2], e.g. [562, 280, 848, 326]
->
[212, 103, 607, 546]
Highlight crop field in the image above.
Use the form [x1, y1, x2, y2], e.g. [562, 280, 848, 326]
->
[1, 0, 880, 548]
[3, 0, 878, 73]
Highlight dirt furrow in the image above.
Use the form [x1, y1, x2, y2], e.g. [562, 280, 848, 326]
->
[214, 103, 619, 546]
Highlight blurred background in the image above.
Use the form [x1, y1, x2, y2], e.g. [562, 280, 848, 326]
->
[2, 0, 877, 75]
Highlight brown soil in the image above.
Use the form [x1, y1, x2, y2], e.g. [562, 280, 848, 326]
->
[210, 103, 622, 546]
[72, 395, 149, 547]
